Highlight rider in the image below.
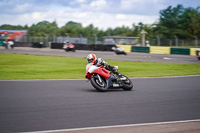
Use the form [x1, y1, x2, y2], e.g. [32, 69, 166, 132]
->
[86, 54, 122, 77]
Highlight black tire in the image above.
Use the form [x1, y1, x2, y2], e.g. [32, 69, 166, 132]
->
[90, 75, 107, 92]
[122, 76, 133, 91]
[5, 44, 8, 49]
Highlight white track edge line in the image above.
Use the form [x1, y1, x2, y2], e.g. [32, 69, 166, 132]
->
[132, 75, 200, 79]
[21, 119, 200, 133]
[0, 75, 200, 81]
[0, 79, 86, 81]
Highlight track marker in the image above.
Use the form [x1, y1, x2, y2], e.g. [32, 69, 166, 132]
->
[22, 119, 200, 133]
[0, 75, 199, 81]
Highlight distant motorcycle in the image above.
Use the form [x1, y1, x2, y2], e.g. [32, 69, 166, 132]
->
[63, 44, 75, 52]
[4, 41, 14, 49]
[196, 50, 200, 60]
[85, 63, 133, 92]
[112, 46, 127, 55]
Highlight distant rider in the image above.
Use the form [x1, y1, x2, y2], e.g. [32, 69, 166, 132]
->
[86, 54, 122, 77]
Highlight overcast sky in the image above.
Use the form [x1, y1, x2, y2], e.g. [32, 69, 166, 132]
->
[0, 0, 199, 30]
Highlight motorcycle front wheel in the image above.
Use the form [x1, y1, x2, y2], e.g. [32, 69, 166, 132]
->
[91, 75, 107, 92]
[121, 76, 133, 91]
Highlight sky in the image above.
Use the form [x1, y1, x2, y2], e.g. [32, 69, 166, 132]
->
[0, 0, 199, 30]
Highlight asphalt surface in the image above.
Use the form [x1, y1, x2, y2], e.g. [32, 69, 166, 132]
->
[0, 76, 200, 133]
[0, 47, 199, 64]
[0, 47, 200, 133]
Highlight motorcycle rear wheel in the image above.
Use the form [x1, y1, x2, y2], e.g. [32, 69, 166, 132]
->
[121, 76, 133, 91]
[91, 75, 107, 92]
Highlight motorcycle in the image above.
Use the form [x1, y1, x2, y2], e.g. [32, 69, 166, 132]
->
[85, 63, 133, 92]
[63, 43, 75, 52]
[196, 50, 200, 60]
[4, 40, 14, 49]
[112, 46, 127, 55]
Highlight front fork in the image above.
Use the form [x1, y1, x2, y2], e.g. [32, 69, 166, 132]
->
[87, 74, 103, 83]
[97, 74, 103, 83]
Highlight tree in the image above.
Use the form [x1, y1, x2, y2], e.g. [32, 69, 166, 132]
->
[1, 4, 200, 40]
[58, 21, 83, 36]
[155, 4, 185, 38]
[182, 7, 200, 38]
[28, 21, 58, 36]
[0, 24, 28, 30]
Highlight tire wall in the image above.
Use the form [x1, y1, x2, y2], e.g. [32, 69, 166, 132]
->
[150, 46, 170, 54]
[117, 45, 132, 52]
[131, 46, 149, 53]
[12, 42, 200, 56]
[190, 48, 200, 56]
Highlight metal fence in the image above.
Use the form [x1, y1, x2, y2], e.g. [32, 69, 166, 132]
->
[146, 37, 199, 48]
[21, 35, 88, 47]
[5, 34, 200, 48]
[18, 36, 140, 46]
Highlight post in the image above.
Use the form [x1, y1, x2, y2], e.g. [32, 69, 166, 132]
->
[125, 36, 128, 44]
[79, 34, 82, 44]
[46, 35, 48, 47]
[94, 34, 97, 44]
[140, 30, 147, 46]
[174, 36, 178, 47]
[34, 36, 36, 43]
[194, 36, 198, 48]
[156, 35, 160, 46]
[66, 33, 70, 42]
[40, 34, 42, 43]
[28, 34, 30, 43]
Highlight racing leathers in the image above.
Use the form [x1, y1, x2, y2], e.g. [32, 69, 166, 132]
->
[93, 58, 121, 77]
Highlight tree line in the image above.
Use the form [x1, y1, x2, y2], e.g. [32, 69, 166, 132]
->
[0, 4, 200, 39]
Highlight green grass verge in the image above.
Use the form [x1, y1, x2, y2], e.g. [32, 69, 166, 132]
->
[0, 53, 200, 80]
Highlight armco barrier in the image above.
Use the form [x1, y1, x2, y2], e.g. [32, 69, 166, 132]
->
[51, 43, 116, 51]
[150, 46, 170, 54]
[170, 48, 190, 55]
[0, 40, 32, 47]
[50, 43, 200, 56]
[32, 42, 43, 48]
[14, 42, 32, 47]
[190, 48, 200, 56]
[117, 45, 132, 52]
[131, 46, 149, 53]
[0, 39, 4, 46]
[87, 44, 115, 51]
[0, 41, 4, 46]
[51, 43, 63, 49]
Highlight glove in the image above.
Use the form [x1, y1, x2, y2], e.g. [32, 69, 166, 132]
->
[103, 62, 108, 67]
[97, 58, 107, 66]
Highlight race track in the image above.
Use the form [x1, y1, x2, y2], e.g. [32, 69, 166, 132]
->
[0, 47, 199, 64]
[0, 76, 200, 133]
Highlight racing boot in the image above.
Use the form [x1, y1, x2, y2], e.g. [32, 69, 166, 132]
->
[106, 65, 122, 78]
[113, 69, 122, 78]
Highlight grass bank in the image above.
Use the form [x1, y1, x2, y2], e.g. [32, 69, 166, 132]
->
[0, 53, 200, 80]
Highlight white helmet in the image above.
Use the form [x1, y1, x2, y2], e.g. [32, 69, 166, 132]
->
[87, 54, 97, 63]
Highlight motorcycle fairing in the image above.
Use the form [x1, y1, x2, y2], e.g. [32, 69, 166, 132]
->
[106, 73, 123, 88]
[87, 65, 99, 73]
[86, 64, 124, 88]
[86, 64, 111, 80]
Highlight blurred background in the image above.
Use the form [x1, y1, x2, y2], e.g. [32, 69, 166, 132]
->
[0, 0, 200, 48]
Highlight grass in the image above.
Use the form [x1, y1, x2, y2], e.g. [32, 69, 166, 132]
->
[0, 53, 200, 80]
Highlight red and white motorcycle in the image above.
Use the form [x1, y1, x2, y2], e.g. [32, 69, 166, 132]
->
[196, 50, 200, 60]
[85, 63, 133, 92]
[63, 44, 75, 52]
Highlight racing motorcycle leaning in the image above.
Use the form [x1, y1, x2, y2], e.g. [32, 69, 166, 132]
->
[196, 50, 200, 60]
[85, 63, 133, 92]
[63, 43, 75, 52]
